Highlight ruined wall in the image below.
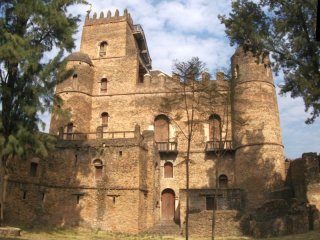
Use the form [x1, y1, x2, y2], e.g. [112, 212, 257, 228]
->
[287, 153, 320, 209]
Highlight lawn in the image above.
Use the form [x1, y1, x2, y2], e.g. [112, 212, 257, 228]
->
[1, 227, 320, 240]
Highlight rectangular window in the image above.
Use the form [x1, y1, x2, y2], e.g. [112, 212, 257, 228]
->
[206, 196, 215, 210]
[30, 162, 38, 177]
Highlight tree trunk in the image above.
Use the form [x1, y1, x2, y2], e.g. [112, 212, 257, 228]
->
[0, 157, 8, 224]
[185, 137, 191, 240]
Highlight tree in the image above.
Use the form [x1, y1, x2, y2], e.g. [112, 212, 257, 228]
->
[219, 0, 320, 124]
[0, 0, 87, 222]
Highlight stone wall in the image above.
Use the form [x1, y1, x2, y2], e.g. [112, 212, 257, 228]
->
[187, 210, 243, 237]
[5, 130, 157, 234]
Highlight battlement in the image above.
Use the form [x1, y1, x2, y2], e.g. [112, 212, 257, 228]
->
[84, 9, 134, 26]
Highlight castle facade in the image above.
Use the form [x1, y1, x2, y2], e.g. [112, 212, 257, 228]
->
[5, 10, 287, 235]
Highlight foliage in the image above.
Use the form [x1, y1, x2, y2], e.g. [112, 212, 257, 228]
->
[0, 0, 87, 162]
[219, 0, 320, 124]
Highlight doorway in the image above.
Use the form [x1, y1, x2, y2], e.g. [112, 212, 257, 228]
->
[161, 188, 175, 220]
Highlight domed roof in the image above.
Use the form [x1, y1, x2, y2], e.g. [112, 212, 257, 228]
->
[66, 52, 93, 66]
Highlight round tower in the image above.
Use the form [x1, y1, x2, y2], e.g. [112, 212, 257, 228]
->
[231, 47, 285, 209]
[50, 52, 94, 136]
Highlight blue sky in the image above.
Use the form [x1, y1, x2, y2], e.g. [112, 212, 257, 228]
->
[41, 0, 320, 159]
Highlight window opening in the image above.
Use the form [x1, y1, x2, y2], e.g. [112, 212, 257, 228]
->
[206, 196, 214, 210]
[72, 73, 78, 90]
[41, 192, 45, 202]
[66, 122, 73, 140]
[219, 174, 228, 188]
[101, 112, 109, 126]
[30, 162, 38, 177]
[93, 159, 103, 180]
[101, 78, 107, 92]
[99, 41, 107, 57]
[209, 114, 221, 143]
[119, 151, 122, 157]
[154, 115, 169, 142]
[23, 191, 27, 200]
[164, 162, 173, 178]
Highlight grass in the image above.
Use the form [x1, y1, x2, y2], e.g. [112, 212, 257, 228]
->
[0, 227, 319, 240]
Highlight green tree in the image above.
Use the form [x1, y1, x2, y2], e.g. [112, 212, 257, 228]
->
[219, 0, 320, 124]
[0, 0, 87, 222]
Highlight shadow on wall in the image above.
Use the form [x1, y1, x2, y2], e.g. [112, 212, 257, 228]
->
[4, 138, 111, 229]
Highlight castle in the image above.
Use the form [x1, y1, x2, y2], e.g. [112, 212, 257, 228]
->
[5, 9, 319, 237]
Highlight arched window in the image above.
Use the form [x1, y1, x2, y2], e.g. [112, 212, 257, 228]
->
[99, 41, 107, 57]
[72, 73, 78, 90]
[154, 115, 169, 142]
[209, 114, 221, 141]
[164, 162, 173, 178]
[219, 174, 228, 188]
[66, 122, 73, 140]
[101, 112, 109, 126]
[101, 78, 107, 92]
[93, 159, 103, 180]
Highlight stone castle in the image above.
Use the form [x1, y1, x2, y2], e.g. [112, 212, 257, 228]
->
[5, 9, 320, 237]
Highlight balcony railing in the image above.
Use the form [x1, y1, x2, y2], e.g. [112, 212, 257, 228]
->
[205, 140, 233, 152]
[156, 141, 178, 152]
[60, 131, 136, 140]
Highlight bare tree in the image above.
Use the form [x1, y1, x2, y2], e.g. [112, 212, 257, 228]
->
[158, 58, 231, 240]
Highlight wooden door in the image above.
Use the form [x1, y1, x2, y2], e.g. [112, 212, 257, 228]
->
[161, 189, 175, 220]
[155, 115, 169, 142]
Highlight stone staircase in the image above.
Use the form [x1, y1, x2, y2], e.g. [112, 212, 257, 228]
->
[144, 220, 182, 236]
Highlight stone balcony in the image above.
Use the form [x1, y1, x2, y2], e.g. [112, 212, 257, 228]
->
[156, 141, 178, 153]
[205, 140, 234, 152]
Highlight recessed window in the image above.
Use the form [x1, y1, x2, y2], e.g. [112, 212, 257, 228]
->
[101, 78, 107, 92]
[41, 192, 45, 202]
[22, 191, 27, 200]
[209, 114, 221, 142]
[206, 196, 214, 210]
[219, 174, 228, 188]
[30, 162, 38, 177]
[72, 73, 78, 90]
[93, 159, 103, 180]
[154, 115, 169, 142]
[101, 112, 109, 126]
[66, 122, 73, 140]
[99, 41, 108, 57]
[164, 162, 173, 178]
[119, 151, 122, 157]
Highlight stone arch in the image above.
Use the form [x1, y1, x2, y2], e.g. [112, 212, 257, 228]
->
[92, 159, 104, 180]
[219, 174, 228, 188]
[154, 114, 169, 142]
[161, 188, 175, 220]
[101, 112, 109, 126]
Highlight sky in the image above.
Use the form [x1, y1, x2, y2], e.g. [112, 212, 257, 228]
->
[41, 0, 320, 159]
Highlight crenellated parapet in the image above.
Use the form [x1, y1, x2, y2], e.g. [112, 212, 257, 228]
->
[84, 9, 134, 26]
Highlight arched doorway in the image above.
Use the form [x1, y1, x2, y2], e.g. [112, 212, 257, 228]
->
[161, 188, 175, 220]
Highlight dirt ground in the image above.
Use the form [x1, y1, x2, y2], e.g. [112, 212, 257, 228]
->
[1, 227, 320, 240]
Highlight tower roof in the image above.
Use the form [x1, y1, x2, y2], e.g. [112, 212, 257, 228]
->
[66, 52, 93, 66]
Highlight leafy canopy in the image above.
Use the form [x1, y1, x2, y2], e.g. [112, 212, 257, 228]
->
[0, 0, 87, 161]
[219, 0, 320, 124]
